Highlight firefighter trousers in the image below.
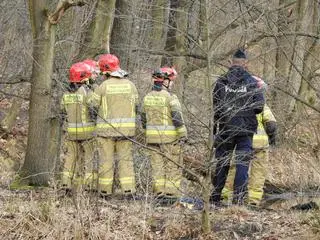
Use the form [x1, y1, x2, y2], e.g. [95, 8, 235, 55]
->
[148, 143, 183, 197]
[222, 149, 268, 205]
[61, 139, 96, 189]
[96, 137, 136, 194]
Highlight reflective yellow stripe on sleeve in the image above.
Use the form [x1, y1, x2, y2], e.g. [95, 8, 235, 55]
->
[99, 178, 113, 185]
[96, 118, 136, 129]
[146, 125, 177, 136]
[119, 177, 135, 185]
[67, 126, 95, 133]
[176, 126, 187, 134]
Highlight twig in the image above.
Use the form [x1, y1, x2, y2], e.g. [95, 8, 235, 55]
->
[273, 85, 320, 113]
[0, 78, 30, 85]
[0, 89, 29, 100]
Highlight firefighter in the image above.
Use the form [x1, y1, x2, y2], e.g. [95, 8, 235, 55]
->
[211, 49, 265, 205]
[61, 61, 97, 190]
[141, 67, 187, 199]
[222, 77, 277, 206]
[87, 54, 138, 196]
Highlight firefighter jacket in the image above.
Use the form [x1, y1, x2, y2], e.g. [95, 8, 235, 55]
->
[61, 85, 95, 140]
[141, 89, 187, 144]
[252, 104, 277, 149]
[87, 77, 138, 137]
[213, 66, 265, 136]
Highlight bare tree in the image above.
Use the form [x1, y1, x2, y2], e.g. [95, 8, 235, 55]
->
[19, 0, 86, 186]
[78, 0, 116, 59]
[149, 0, 170, 67]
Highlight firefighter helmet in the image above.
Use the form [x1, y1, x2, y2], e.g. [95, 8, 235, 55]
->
[152, 67, 177, 82]
[98, 54, 120, 74]
[82, 59, 100, 74]
[152, 69, 165, 82]
[69, 62, 92, 83]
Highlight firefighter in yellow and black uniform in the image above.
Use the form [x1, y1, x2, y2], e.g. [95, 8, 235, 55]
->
[222, 77, 277, 205]
[61, 61, 98, 189]
[141, 67, 187, 199]
[87, 54, 138, 195]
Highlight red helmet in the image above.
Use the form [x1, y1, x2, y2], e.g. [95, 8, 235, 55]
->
[152, 67, 177, 82]
[98, 54, 120, 74]
[69, 62, 92, 83]
[83, 59, 100, 73]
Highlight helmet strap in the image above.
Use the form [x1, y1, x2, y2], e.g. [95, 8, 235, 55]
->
[162, 79, 171, 89]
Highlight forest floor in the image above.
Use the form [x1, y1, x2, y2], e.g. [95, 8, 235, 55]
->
[0, 187, 319, 240]
[1, 102, 320, 239]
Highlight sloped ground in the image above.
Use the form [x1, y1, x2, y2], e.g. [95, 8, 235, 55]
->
[0, 187, 319, 240]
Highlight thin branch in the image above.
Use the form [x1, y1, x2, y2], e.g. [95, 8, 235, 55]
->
[256, 29, 320, 40]
[0, 77, 30, 85]
[0, 89, 29, 100]
[273, 85, 320, 113]
[131, 47, 206, 60]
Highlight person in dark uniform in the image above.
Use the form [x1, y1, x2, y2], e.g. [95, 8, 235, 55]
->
[211, 49, 265, 205]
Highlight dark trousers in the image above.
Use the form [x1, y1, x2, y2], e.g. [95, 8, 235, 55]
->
[211, 134, 253, 204]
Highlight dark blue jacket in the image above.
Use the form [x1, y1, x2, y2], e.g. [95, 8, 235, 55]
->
[212, 66, 265, 136]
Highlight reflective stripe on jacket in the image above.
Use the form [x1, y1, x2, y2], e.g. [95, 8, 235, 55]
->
[61, 86, 95, 140]
[87, 77, 138, 137]
[142, 90, 187, 144]
[252, 104, 276, 149]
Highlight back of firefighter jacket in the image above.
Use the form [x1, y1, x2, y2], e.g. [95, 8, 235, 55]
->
[87, 77, 138, 137]
[142, 89, 187, 144]
[61, 86, 95, 140]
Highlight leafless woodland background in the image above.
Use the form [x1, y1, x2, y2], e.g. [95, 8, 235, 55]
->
[0, 0, 320, 193]
[1, 0, 320, 239]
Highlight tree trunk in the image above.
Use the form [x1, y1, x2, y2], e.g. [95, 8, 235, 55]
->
[262, 39, 277, 83]
[295, 0, 320, 112]
[20, 0, 86, 186]
[21, 0, 57, 185]
[162, 0, 178, 66]
[78, 0, 116, 59]
[200, 0, 212, 234]
[262, 1, 278, 84]
[273, 0, 296, 118]
[49, 117, 63, 176]
[287, 0, 314, 114]
[110, 0, 133, 69]
[172, 0, 192, 100]
[149, 0, 170, 67]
